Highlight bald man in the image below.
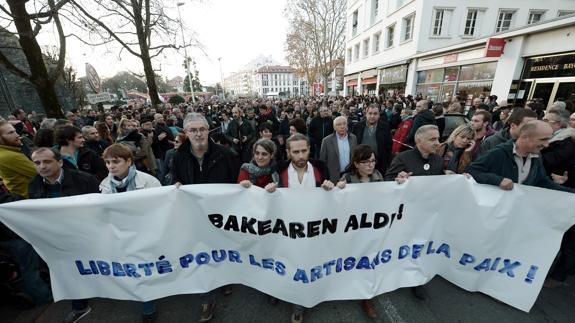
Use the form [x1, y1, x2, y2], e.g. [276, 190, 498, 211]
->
[319, 116, 357, 183]
[466, 120, 574, 192]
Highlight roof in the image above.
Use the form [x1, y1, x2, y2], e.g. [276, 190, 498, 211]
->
[256, 66, 296, 74]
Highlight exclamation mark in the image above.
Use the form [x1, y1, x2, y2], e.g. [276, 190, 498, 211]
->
[524, 265, 539, 284]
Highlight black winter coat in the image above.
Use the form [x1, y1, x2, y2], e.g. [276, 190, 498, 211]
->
[0, 192, 23, 241]
[354, 120, 393, 176]
[308, 116, 333, 145]
[28, 168, 101, 199]
[171, 139, 239, 185]
[466, 140, 574, 193]
[542, 133, 575, 188]
[62, 147, 108, 181]
[406, 110, 437, 145]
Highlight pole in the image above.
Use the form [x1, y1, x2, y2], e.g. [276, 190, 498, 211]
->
[218, 57, 226, 101]
[177, 3, 195, 103]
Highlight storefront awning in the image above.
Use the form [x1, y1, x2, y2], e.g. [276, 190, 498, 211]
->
[362, 77, 378, 85]
[347, 80, 358, 86]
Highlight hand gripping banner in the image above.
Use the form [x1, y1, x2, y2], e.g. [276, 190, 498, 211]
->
[1, 175, 574, 312]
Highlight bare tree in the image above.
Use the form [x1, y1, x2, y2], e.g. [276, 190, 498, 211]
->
[67, 0, 191, 107]
[285, 26, 317, 93]
[285, 0, 346, 94]
[0, 0, 70, 118]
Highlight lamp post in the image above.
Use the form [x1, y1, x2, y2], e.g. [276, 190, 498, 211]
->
[177, 2, 195, 103]
[218, 57, 226, 101]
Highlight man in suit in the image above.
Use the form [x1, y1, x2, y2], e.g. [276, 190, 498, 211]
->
[320, 116, 357, 183]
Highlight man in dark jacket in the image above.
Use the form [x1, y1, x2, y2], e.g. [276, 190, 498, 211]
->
[54, 125, 108, 181]
[153, 113, 175, 181]
[82, 126, 109, 156]
[541, 109, 575, 188]
[466, 120, 573, 193]
[308, 106, 334, 159]
[172, 113, 239, 322]
[29, 147, 101, 199]
[354, 104, 392, 176]
[226, 107, 255, 163]
[477, 108, 537, 157]
[406, 100, 436, 146]
[28, 147, 100, 322]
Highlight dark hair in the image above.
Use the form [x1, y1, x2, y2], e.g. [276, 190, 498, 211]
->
[507, 108, 538, 126]
[258, 122, 273, 133]
[432, 103, 444, 116]
[289, 118, 307, 134]
[33, 128, 55, 148]
[473, 111, 492, 123]
[345, 144, 376, 175]
[54, 125, 82, 147]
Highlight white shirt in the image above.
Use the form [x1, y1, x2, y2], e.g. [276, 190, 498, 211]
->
[287, 162, 316, 188]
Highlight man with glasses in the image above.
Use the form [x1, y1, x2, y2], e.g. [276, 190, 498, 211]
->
[171, 112, 239, 322]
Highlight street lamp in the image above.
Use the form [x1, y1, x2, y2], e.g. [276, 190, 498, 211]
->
[177, 2, 195, 104]
[218, 57, 226, 101]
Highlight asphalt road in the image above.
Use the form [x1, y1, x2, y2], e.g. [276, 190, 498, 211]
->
[3, 275, 574, 323]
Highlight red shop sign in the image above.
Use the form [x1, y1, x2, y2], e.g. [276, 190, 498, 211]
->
[484, 38, 505, 57]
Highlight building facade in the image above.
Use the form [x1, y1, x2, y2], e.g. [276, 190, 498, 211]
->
[344, 0, 575, 101]
[253, 66, 308, 98]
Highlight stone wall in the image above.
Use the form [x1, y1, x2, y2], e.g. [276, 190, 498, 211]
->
[0, 28, 75, 118]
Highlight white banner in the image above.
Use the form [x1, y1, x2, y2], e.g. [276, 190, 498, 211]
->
[86, 92, 111, 104]
[0, 176, 574, 312]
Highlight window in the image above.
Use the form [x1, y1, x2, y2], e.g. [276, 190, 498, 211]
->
[352, 10, 358, 36]
[432, 9, 445, 36]
[558, 10, 575, 17]
[386, 24, 395, 48]
[464, 9, 478, 36]
[363, 38, 369, 57]
[371, 0, 379, 24]
[347, 48, 352, 63]
[528, 10, 544, 24]
[402, 14, 415, 42]
[496, 10, 514, 32]
[373, 32, 381, 53]
[354, 43, 360, 61]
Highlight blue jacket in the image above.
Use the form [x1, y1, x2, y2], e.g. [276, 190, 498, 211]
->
[465, 140, 574, 193]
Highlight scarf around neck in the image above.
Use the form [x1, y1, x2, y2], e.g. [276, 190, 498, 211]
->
[109, 165, 138, 193]
[240, 161, 279, 184]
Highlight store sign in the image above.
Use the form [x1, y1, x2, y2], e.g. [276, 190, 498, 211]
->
[522, 53, 575, 79]
[379, 65, 408, 85]
[484, 38, 505, 57]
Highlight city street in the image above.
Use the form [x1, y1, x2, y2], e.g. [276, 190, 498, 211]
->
[3, 275, 574, 323]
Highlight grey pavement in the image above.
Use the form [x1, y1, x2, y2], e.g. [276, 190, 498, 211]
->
[2, 275, 574, 323]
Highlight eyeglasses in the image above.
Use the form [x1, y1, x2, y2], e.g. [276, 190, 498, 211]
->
[359, 159, 377, 165]
[185, 127, 208, 135]
[542, 119, 558, 124]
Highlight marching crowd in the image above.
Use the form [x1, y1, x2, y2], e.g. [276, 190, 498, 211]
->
[0, 93, 574, 323]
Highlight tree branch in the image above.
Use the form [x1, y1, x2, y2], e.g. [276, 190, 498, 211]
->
[0, 50, 31, 80]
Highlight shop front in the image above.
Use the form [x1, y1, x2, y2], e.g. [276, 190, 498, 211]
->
[510, 52, 575, 109]
[378, 64, 408, 97]
[345, 74, 359, 96]
[415, 61, 497, 104]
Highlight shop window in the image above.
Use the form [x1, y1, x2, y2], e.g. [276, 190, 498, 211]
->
[444, 66, 459, 82]
[424, 68, 444, 83]
[528, 10, 545, 24]
[402, 13, 415, 42]
[459, 62, 497, 81]
[386, 23, 395, 48]
[496, 10, 515, 33]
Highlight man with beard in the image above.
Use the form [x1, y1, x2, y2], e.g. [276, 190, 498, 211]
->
[172, 113, 239, 322]
[82, 126, 109, 156]
[0, 121, 36, 197]
[226, 106, 255, 162]
[270, 133, 334, 323]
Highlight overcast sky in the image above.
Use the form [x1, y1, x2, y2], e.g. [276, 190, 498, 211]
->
[35, 0, 288, 85]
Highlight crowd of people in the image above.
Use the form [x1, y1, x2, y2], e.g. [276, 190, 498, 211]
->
[0, 93, 574, 323]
